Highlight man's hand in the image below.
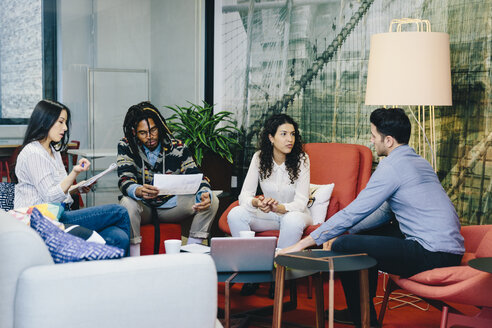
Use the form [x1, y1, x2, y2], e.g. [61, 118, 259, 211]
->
[136, 184, 160, 199]
[276, 236, 316, 256]
[193, 192, 211, 212]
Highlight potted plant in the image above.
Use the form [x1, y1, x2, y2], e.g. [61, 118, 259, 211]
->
[165, 101, 241, 191]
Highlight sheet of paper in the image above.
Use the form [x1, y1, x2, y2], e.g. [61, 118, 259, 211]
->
[153, 173, 203, 195]
[80, 163, 117, 187]
[180, 243, 210, 254]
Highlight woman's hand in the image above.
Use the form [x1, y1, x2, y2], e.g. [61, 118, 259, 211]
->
[72, 158, 91, 174]
[256, 196, 279, 213]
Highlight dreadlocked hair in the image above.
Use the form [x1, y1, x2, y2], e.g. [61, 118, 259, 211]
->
[258, 114, 306, 184]
[122, 101, 173, 156]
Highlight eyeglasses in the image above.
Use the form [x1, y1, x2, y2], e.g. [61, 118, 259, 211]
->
[137, 126, 159, 138]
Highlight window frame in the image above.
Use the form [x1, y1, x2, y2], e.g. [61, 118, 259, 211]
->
[0, 0, 57, 125]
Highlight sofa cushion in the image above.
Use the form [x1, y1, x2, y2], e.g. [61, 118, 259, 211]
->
[308, 183, 335, 224]
[407, 266, 481, 286]
[29, 208, 124, 263]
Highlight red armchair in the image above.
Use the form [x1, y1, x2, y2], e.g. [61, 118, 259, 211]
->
[218, 142, 373, 238]
[378, 224, 492, 328]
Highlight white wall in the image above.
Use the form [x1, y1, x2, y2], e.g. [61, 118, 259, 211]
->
[57, 0, 204, 149]
[57, 0, 93, 147]
[151, 0, 204, 118]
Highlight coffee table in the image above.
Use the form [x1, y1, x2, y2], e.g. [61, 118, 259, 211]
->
[274, 250, 377, 328]
[218, 269, 316, 328]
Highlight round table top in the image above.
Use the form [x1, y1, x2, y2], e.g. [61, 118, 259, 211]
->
[217, 268, 316, 284]
[468, 257, 492, 274]
[275, 250, 377, 272]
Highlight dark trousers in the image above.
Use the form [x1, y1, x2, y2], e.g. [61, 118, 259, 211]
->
[331, 226, 462, 325]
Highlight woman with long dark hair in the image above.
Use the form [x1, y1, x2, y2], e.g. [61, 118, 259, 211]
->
[14, 99, 130, 253]
[228, 114, 311, 249]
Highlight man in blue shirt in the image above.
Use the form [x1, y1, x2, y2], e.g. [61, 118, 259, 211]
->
[279, 108, 464, 326]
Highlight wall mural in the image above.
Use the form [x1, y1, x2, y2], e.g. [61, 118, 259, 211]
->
[215, 0, 491, 225]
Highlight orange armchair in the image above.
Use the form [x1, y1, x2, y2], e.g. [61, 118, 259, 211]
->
[218, 142, 373, 238]
[378, 225, 492, 328]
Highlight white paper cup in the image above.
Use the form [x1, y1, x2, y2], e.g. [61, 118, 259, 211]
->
[164, 239, 182, 254]
[239, 230, 255, 238]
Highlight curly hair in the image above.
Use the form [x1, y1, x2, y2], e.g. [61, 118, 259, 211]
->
[122, 101, 173, 156]
[258, 114, 306, 184]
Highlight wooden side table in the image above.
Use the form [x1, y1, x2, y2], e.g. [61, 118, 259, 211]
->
[274, 250, 377, 328]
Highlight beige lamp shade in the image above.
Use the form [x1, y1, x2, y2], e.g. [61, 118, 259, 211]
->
[365, 32, 452, 106]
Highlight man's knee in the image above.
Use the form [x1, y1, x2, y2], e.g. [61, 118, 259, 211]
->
[207, 193, 220, 216]
[332, 234, 358, 252]
[120, 196, 142, 221]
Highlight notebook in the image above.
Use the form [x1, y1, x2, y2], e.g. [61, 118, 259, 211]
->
[210, 236, 277, 272]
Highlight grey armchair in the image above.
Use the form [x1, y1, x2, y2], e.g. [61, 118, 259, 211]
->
[0, 211, 222, 328]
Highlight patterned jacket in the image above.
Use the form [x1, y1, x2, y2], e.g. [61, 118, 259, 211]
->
[117, 137, 210, 207]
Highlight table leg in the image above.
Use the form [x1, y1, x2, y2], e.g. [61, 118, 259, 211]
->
[359, 269, 370, 328]
[272, 265, 286, 328]
[313, 272, 325, 328]
[225, 272, 238, 328]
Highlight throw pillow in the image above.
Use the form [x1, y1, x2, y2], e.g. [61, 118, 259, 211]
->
[30, 208, 124, 263]
[11, 203, 105, 243]
[408, 266, 481, 286]
[0, 182, 15, 211]
[308, 183, 335, 225]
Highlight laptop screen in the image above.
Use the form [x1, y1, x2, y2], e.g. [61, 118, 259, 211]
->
[210, 237, 277, 272]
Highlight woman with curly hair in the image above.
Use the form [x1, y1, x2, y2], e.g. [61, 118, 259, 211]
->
[228, 114, 311, 249]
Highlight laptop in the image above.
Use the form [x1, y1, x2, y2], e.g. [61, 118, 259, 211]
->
[210, 237, 277, 272]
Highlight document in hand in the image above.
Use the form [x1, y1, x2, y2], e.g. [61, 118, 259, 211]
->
[153, 173, 203, 195]
[79, 163, 118, 188]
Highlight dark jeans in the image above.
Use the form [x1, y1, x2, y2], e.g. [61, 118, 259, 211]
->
[331, 229, 462, 325]
[60, 204, 131, 256]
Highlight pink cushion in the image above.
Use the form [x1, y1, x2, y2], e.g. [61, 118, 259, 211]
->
[475, 230, 492, 258]
[408, 266, 482, 286]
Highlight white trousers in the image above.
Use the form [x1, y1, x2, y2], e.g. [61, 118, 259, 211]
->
[227, 205, 311, 248]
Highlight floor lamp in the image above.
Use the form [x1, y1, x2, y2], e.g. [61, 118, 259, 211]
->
[365, 18, 453, 170]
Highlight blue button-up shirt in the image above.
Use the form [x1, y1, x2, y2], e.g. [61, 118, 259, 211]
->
[310, 145, 465, 255]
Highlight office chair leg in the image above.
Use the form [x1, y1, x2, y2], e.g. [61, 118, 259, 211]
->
[151, 207, 160, 254]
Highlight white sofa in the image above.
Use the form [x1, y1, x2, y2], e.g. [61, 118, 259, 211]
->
[0, 211, 222, 328]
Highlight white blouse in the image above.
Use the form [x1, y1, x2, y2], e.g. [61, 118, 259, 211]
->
[238, 151, 310, 214]
[14, 141, 72, 208]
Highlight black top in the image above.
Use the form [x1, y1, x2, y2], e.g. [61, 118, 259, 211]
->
[275, 250, 377, 272]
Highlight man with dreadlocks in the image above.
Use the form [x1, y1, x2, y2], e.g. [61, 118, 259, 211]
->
[117, 101, 219, 256]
